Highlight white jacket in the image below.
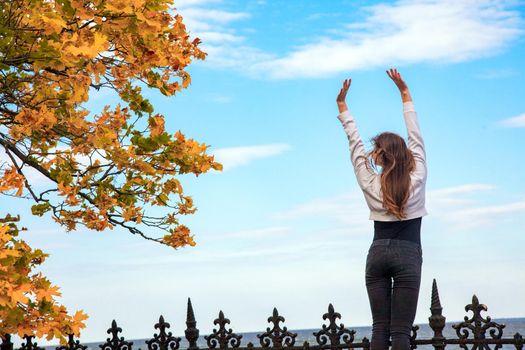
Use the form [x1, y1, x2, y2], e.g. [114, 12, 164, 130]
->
[337, 101, 428, 221]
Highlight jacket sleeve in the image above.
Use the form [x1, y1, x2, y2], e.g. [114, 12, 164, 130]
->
[403, 101, 427, 180]
[337, 109, 376, 189]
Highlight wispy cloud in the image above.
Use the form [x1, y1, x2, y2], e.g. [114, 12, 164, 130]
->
[428, 183, 496, 205]
[173, 0, 248, 41]
[444, 200, 525, 226]
[271, 183, 524, 232]
[177, 0, 524, 79]
[429, 183, 496, 196]
[249, 0, 524, 79]
[211, 143, 290, 171]
[427, 183, 525, 229]
[498, 113, 525, 128]
[271, 190, 371, 234]
[172, 0, 276, 68]
[196, 31, 244, 43]
[180, 8, 250, 31]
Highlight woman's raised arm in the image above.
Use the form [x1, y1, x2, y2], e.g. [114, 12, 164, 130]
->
[336, 78, 376, 189]
[386, 68, 427, 178]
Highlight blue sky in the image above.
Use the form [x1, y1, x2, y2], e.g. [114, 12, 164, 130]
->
[4, 0, 525, 345]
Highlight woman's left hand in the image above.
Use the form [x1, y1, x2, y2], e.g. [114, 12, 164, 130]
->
[337, 78, 351, 113]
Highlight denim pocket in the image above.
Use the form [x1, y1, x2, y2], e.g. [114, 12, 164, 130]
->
[397, 245, 422, 265]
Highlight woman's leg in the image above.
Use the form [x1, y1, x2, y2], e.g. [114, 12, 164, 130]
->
[365, 247, 392, 350]
[390, 245, 422, 350]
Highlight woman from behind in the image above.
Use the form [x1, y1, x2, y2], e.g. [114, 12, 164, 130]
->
[335, 68, 428, 350]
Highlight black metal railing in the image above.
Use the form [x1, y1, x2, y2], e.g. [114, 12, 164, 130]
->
[1, 279, 523, 350]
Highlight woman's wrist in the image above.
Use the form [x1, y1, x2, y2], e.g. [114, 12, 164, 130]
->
[400, 89, 412, 103]
[337, 102, 348, 113]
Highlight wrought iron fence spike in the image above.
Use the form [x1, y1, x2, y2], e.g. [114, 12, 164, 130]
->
[186, 298, 200, 350]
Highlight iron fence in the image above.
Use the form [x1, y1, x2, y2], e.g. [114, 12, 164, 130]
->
[1, 279, 523, 350]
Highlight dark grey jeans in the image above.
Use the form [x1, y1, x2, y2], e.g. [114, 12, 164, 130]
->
[365, 238, 423, 350]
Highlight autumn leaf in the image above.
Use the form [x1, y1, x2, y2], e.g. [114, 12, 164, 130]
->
[63, 32, 108, 59]
[10, 284, 32, 305]
[35, 285, 61, 301]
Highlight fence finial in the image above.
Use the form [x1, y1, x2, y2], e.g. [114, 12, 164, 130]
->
[429, 278, 446, 350]
[186, 298, 200, 350]
[430, 278, 443, 313]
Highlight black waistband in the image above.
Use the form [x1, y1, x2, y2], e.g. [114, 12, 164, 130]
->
[373, 217, 422, 245]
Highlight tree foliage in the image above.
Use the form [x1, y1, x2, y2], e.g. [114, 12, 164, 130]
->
[0, 0, 222, 247]
[0, 0, 222, 340]
[0, 215, 88, 341]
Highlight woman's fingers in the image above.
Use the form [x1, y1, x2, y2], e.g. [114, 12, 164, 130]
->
[391, 68, 399, 77]
[337, 86, 345, 101]
[387, 67, 404, 84]
[337, 78, 351, 102]
[386, 67, 409, 92]
[341, 79, 349, 93]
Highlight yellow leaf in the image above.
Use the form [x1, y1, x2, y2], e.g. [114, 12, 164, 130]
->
[65, 32, 108, 59]
[10, 284, 31, 305]
[105, 2, 134, 14]
[35, 285, 61, 301]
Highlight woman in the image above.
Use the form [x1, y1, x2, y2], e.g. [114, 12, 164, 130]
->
[335, 68, 427, 350]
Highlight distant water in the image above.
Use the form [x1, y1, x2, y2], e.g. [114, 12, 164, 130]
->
[43, 317, 525, 350]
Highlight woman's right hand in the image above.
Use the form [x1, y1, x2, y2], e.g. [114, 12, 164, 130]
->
[337, 78, 351, 113]
[386, 68, 408, 93]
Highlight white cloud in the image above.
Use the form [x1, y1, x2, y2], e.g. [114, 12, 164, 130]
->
[211, 143, 290, 171]
[271, 183, 525, 232]
[429, 183, 496, 196]
[248, 0, 524, 79]
[171, 0, 275, 69]
[498, 113, 525, 128]
[198, 44, 275, 69]
[428, 183, 496, 205]
[173, 2, 249, 46]
[177, 0, 523, 79]
[427, 183, 525, 229]
[445, 200, 525, 224]
[181, 8, 249, 25]
[197, 31, 244, 43]
[272, 190, 369, 228]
